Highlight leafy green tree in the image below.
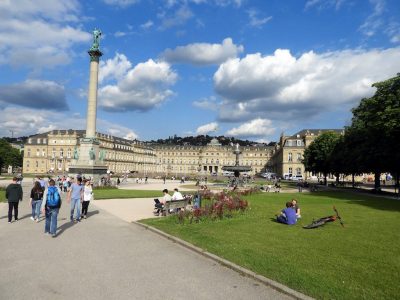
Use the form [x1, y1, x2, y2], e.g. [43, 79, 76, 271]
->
[349, 73, 400, 189]
[303, 131, 341, 185]
[0, 139, 23, 174]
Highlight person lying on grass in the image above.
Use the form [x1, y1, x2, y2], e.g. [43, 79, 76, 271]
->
[291, 198, 301, 219]
[276, 202, 297, 225]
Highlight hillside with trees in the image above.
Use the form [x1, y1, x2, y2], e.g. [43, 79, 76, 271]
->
[147, 135, 275, 147]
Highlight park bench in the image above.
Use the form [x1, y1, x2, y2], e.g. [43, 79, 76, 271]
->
[162, 198, 190, 216]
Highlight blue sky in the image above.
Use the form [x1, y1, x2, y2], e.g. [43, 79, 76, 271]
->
[0, 0, 399, 142]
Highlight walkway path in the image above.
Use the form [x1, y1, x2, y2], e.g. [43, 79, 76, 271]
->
[0, 180, 294, 300]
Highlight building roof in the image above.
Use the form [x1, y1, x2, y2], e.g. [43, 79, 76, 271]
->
[289, 129, 344, 139]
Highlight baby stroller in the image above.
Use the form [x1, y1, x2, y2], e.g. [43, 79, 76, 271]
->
[153, 199, 163, 216]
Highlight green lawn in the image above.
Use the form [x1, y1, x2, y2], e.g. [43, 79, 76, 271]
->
[0, 189, 5, 202]
[141, 191, 400, 299]
[93, 188, 162, 199]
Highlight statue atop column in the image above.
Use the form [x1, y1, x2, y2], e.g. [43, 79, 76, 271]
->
[90, 29, 102, 51]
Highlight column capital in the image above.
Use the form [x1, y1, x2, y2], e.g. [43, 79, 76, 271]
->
[88, 49, 103, 62]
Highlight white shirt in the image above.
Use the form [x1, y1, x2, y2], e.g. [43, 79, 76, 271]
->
[83, 185, 93, 201]
[162, 193, 172, 204]
[172, 191, 183, 200]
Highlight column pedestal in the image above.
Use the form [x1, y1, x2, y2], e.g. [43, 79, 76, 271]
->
[68, 138, 107, 184]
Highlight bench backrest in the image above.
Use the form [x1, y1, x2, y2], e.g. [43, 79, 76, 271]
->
[164, 198, 188, 210]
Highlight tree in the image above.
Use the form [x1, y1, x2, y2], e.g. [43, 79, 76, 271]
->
[0, 139, 23, 174]
[303, 131, 341, 185]
[349, 73, 400, 189]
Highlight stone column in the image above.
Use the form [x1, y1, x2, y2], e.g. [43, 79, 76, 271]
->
[86, 50, 102, 139]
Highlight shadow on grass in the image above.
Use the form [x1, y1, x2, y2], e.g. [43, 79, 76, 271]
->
[306, 191, 400, 212]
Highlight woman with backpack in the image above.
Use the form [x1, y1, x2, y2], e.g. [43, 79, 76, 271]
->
[41, 179, 62, 237]
[30, 181, 44, 222]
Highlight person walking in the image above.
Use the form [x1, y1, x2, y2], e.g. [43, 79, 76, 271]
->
[81, 180, 93, 219]
[6, 177, 23, 223]
[67, 177, 83, 222]
[41, 179, 62, 237]
[30, 181, 44, 222]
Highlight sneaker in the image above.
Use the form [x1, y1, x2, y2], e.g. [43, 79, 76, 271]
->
[44, 232, 50, 235]
[51, 234, 56, 238]
[36, 219, 39, 223]
[83, 215, 87, 219]
[8, 221, 11, 224]
[30, 217, 35, 221]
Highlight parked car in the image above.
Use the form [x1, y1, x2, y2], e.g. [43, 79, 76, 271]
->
[291, 175, 303, 181]
[222, 171, 234, 176]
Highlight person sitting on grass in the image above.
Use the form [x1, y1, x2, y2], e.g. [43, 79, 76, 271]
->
[291, 198, 301, 219]
[276, 202, 297, 225]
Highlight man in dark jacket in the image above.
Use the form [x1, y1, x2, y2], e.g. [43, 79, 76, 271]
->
[6, 177, 23, 223]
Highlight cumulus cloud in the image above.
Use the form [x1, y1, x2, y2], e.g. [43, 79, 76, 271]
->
[141, 20, 154, 30]
[98, 56, 178, 112]
[0, 0, 91, 68]
[99, 120, 139, 140]
[0, 80, 68, 110]
[0, 107, 82, 137]
[99, 53, 132, 84]
[162, 38, 243, 65]
[214, 47, 400, 122]
[196, 122, 219, 134]
[226, 119, 275, 137]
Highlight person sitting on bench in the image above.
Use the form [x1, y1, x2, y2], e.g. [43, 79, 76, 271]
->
[276, 202, 297, 225]
[154, 189, 172, 215]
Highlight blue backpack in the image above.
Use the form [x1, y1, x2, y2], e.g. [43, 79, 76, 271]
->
[47, 186, 61, 208]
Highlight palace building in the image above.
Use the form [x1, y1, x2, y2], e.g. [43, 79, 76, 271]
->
[22, 129, 343, 179]
[23, 130, 157, 175]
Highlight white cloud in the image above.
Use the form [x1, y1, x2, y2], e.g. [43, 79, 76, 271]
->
[141, 20, 154, 30]
[0, 107, 84, 137]
[247, 9, 272, 28]
[99, 58, 178, 112]
[196, 122, 219, 135]
[192, 96, 219, 110]
[158, 5, 194, 30]
[103, 0, 139, 7]
[0, 0, 91, 68]
[226, 119, 275, 137]
[214, 47, 400, 122]
[99, 53, 132, 84]
[0, 106, 140, 140]
[99, 120, 139, 140]
[305, 0, 347, 10]
[162, 38, 243, 65]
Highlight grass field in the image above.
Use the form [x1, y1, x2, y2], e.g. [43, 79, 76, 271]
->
[93, 188, 162, 199]
[0, 188, 5, 202]
[141, 191, 400, 299]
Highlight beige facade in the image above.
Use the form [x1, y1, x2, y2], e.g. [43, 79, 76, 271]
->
[271, 129, 344, 179]
[152, 138, 275, 176]
[23, 129, 345, 178]
[23, 130, 157, 175]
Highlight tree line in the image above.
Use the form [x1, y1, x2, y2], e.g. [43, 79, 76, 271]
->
[303, 73, 400, 190]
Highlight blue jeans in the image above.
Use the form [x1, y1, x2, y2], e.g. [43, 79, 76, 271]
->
[45, 208, 59, 235]
[70, 198, 81, 220]
[31, 200, 42, 219]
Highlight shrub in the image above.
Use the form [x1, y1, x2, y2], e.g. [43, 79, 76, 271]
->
[176, 189, 253, 224]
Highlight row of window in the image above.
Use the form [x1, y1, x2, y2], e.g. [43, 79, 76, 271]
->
[288, 167, 302, 176]
[288, 153, 302, 162]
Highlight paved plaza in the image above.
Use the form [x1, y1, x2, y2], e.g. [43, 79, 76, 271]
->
[0, 180, 295, 300]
